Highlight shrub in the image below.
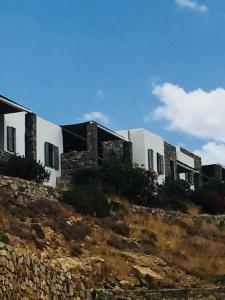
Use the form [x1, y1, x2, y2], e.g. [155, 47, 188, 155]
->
[72, 157, 158, 207]
[0, 232, 9, 244]
[188, 180, 225, 214]
[0, 154, 50, 183]
[62, 185, 110, 218]
[105, 219, 130, 237]
[188, 189, 224, 215]
[157, 178, 190, 212]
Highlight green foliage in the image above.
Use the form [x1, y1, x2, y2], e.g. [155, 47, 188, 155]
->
[217, 219, 225, 230]
[0, 232, 9, 244]
[73, 158, 158, 206]
[0, 154, 50, 183]
[157, 178, 190, 212]
[188, 179, 225, 215]
[62, 185, 110, 218]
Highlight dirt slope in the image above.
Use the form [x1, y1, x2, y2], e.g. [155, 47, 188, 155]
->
[1, 188, 225, 290]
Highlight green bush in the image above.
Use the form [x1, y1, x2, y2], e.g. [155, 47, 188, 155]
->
[188, 180, 225, 214]
[157, 178, 190, 212]
[0, 232, 9, 244]
[62, 185, 110, 218]
[0, 154, 50, 183]
[73, 158, 158, 206]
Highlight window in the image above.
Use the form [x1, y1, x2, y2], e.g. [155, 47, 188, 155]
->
[185, 172, 194, 185]
[7, 126, 16, 153]
[170, 160, 175, 179]
[44, 142, 59, 170]
[148, 149, 154, 170]
[157, 153, 164, 175]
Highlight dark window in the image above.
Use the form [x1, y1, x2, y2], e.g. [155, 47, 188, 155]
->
[185, 172, 194, 185]
[148, 149, 154, 170]
[45, 142, 59, 170]
[7, 126, 16, 153]
[157, 153, 164, 175]
[170, 160, 175, 179]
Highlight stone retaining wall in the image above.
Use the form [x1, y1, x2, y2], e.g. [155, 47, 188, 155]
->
[0, 242, 90, 299]
[135, 206, 225, 226]
[0, 176, 61, 205]
[104, 287, 225, 299]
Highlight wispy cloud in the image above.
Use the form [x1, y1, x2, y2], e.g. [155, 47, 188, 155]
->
[81, 111, 109, 125]
[175, 0, 208, 12]
[97, 89, 106, 99]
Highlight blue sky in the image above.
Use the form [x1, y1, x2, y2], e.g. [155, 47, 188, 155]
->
[1, 0, 225, 164]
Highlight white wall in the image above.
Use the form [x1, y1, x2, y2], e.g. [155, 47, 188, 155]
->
[117, 128, 166, 184]
[36, 116, 63, 187]
[4, 112, 26, 156]
[176, 147, 195, 168]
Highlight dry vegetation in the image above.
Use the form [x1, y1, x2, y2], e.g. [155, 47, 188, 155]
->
[1, 190, 225, 289]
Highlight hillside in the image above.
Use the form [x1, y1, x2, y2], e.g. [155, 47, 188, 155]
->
[1, 183, 225, 294]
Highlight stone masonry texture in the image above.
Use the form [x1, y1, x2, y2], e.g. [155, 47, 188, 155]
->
[25, 113, 37, 160]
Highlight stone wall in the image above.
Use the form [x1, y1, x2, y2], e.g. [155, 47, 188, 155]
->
[164, 142, 177, 179]
[25, 113, 37, 160]
[102, 140, 133, 162]
[0, 242, 90, 299]
[134, 206, 225, 226]
[102, 140, 124, 160]
[104, 287, 225, 299]
[58, 150, 97, 191]
[0, 175, 61, 205]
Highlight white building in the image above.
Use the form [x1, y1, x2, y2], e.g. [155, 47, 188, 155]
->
[0, 94, 202, 189]
[117, 129, 165, 184]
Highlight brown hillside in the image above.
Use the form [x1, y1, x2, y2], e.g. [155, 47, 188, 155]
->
[1, 188, 225, 290]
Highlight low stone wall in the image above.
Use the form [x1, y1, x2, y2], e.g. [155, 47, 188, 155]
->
[0, 242, 90, 299]
[104, 287, 225, 299]
[136, 206, 225, 226]
[0, 175, 61, 205]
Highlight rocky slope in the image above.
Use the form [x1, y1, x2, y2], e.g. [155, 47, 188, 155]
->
[1, 185, 225, 292]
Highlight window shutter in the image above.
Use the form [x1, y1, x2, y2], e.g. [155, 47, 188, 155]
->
[45, 142, 50, 166]
[161, 155, 164, 174]
[148, 149, 154, 170]
[54, 146, 59, 170]
[7, 127, 16, 153]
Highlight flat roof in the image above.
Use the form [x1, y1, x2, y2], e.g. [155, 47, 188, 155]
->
[0, 95, 32, 114]
[61, 121, 127, 141]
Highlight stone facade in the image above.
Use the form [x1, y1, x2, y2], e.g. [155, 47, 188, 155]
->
[164, 142, 177, 180]
[102, 140, 124, 160]
[58, 151, 98, 191]
[104, 287, 225, 300]
[0, 242, 90, 299]
[0, 175, 61, 205]
[25, 113, 37, 160]
[101, 140, 133, 162]
[87, 123, 98, 163]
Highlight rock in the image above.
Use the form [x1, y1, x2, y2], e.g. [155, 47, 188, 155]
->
[132, 265, 163, 286]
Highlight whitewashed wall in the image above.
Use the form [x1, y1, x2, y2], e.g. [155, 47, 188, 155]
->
[36, 117, 63, 187]
[4, 112, 26, 156]
[117, 129, 166, 184]
[176, 147, 195, 168]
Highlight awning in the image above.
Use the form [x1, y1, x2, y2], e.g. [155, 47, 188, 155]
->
[177, 161, 199, 173]
[0, 95, 32, 114]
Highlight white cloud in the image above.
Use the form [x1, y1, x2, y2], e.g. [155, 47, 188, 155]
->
[175, 0, 208, 12]
[195, 142, 225, 166]
[151, 82, 225, 165]
[97, 89, 105, 99]
[81, 111, 109, 125]
[152, 83, 225, 143]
